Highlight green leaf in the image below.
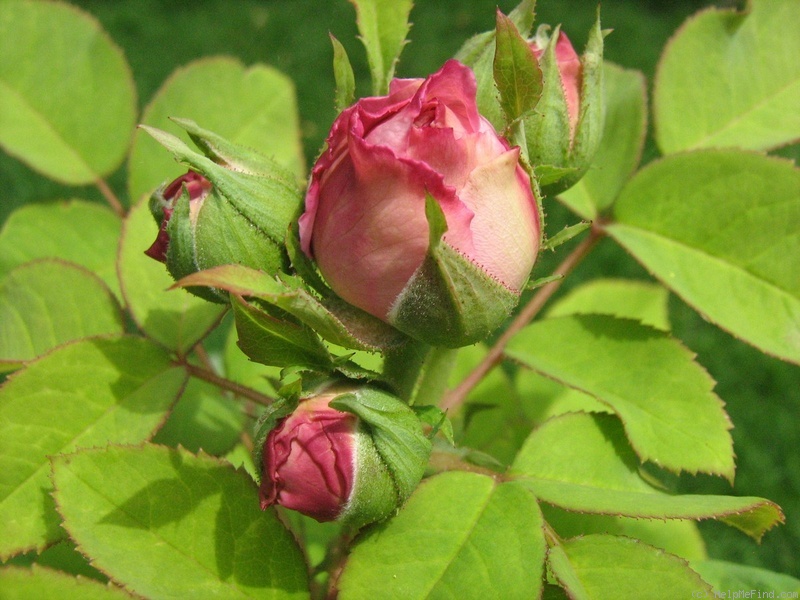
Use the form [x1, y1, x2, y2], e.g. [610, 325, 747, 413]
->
[51, 444, 309, 599]
[0, 2, 136, 184]
[0, 259, 123, 370]
[545, 278, 670, 331]
[151, 376, 245, 456]
[223, 320, 282, 398]
[548, 535, 713, 599]
[232, 295, 333, 370]
[0, 336, 186, 559]
[118, 196, 225, 354]
[349, 0, 413, 95]
[23, 539, 107, 582]
[453, 343, 538, 465]
[654, 0, 800, 153]
[493, 10, 542, 124]
[0, 201, 122, 298]
[0, 565, 133, 600]
[330, 34, 356, 113]
[512, 413, 783, 541]
[559, 63, 647, 218]
[506, 315, 735, 478]
[606, 150, 800, 365]
[691, 559, 800, 594]
[514, 368, 611, 426]
[338, 472, 545, 600]
[542, 504, 708, 562]
[175, 265, 407, 352]
[128, 57, 304, 202]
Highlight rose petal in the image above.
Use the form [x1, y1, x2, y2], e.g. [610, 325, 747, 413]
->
[454, 148, 538, 291]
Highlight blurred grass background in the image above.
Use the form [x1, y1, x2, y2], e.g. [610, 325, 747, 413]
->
[1, 0, 797, 578]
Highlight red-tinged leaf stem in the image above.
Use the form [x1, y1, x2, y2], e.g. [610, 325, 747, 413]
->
[95, 177, 126, 217]
[440, 224, 603, 412]
[180, 361, 275, 407]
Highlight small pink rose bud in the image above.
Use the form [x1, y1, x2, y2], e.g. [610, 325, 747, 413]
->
[144, 171, 211, 262]
[257, 387, 431, 528]
[299, 60, 541, 347]
[530, 30, 582, 139]
[260, 395, 357, 521]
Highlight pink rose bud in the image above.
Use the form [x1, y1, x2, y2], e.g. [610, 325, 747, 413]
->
[257, 387, 431, 528]
[144, 171, 211, 262]
[530, 30, 582, 139]
[259, 395, 357, 522]
[299, 60, 541, 347]
[524, 20, 604, 194]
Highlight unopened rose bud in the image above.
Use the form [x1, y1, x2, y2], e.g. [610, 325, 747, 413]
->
[142, 121, 303, 302]
[456, 14, 604, 195]
[523, 20, 604, 194]
[257, 386, 431, 529]
[299, 60, 541, 347]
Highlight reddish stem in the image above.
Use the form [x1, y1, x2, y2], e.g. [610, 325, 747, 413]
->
[95, 177, 125, 217]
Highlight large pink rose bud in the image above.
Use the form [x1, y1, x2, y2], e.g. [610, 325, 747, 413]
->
[299, 60, 541, 348]
[256, 386, 431, 529]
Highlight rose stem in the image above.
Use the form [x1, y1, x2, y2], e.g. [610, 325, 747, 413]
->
[95, 177, 126, 217]
[181, 362, 275, 407]
[440, 225, 603, 412]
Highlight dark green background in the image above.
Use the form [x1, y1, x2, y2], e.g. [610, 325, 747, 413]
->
[1, 0, 797, 578]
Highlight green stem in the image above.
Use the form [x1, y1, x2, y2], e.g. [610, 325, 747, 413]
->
[382, 342, 458, 406]
[440, 226, 602, 412]
[381, 341, 432, 403]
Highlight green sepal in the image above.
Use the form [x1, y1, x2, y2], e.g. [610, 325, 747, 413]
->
[170, 118, 301, 185]
[542, 220, 592, 251]
[285, 221, 334, 297]
[387, 194, 520, 348]
[455, 0, 538, 131]
[193, 185, 287, 275]
[163, 188, 221, 302]
[493, 10, 543, 124]
[571, 10, 606, 181]
[524, 25, 574, 170]
[330, 388, 432, 511]
[173, 264, 409, 352]
[330, 34, 356, 113]
[342, 428, 399, 529]
[412, 405, 455, 445]
[158, 177, 287, 303]
[525, 273, 563, 290]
